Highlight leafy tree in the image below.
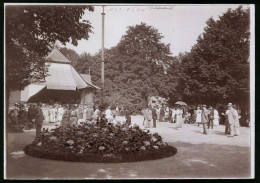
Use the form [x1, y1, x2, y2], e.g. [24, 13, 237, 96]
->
[180, 6, 250, 106]
[68, 23, 181, 113]
[5, 5, 94, 106]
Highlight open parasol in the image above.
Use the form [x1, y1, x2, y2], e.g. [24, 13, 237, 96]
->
[175, 101, 187, 106]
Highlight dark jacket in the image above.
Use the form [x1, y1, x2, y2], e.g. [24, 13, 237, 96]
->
[152, 108, 157, 119]
[35, 106, 44, 125]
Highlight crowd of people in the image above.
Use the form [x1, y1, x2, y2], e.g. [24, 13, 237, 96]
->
[8, 103, 132, 136]
[8, 101, 243, 138]
[141, 102, 242, 137]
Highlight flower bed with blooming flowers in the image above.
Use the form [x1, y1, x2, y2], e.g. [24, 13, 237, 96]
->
[24, 122, 177, 163]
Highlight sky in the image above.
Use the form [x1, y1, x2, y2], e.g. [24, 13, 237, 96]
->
[63, 4, 245, 56]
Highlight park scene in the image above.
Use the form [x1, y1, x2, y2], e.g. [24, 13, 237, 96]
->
[5, 4, 253, 179]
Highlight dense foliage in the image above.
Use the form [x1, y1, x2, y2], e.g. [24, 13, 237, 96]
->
[5, 5, 94, 93]
[24, 122, 177, 162]
[61, 6, 250, 113]
[61, 23, 181, 113]
[179, 7, 250, 106]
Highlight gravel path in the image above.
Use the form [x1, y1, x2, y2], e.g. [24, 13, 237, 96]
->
[5, 115, 252, 179]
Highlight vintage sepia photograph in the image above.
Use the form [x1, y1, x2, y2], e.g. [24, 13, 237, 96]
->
[4, 3, 255, 179]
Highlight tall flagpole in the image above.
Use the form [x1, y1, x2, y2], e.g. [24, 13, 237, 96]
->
[101, 6, 105, 107]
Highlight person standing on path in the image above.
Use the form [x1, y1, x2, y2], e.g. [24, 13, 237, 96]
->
[196, 106, 202, 126]
[35, 102, 44, 138]
[201, 105, 209, 134]
[159, 105, 165, 122]
[144, 106, 152, 128]
[222, 106, 230, 134]
[152, 107, 157, 128]
[27, 104, 36, 128]
[208, 106, 214, 129]
[175, 106, 184, 130]
[226, 103, 239, 137]
[213, 107, 220, 126]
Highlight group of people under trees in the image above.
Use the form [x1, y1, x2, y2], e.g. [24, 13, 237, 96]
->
[141, 102, 242, 137]
[8, 100, 243, 138]
[8, 102, 132, 137]
[8, 102, 44, 137]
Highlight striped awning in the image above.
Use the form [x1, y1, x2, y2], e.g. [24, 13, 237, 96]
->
[43, 62, 88, 90]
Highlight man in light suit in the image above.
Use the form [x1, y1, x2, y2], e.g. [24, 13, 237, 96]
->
[201, 105, 209, 134]
[226, 103, 238, 137]
[35, 102, 44, 138]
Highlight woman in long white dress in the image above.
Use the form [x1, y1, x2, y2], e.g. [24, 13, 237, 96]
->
[171, 108, 176, 123]
[175, 106, 183, 129]
[196, 107, 202, 126]
[48, 106, 55, 123]
[213, 108, 219, 126]
[58, 105, 64, 122]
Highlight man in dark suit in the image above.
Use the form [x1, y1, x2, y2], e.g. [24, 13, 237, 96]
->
[152, 107, 157, 128]
[208, 106, 214, 129]
[35, 102, 44, 138]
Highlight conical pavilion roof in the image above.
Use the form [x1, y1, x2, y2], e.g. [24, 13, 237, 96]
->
[46, 47, 71, 63]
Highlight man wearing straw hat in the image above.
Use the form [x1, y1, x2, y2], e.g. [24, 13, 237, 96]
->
[226, 103, 238, 137]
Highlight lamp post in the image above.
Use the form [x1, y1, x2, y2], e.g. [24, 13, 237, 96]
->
[100, 6, 105, 111]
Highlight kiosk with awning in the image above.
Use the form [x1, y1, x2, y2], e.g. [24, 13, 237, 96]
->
[10, 47, 100, 105]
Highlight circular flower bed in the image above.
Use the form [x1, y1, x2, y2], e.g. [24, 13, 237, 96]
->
[24, 121, 177, 163]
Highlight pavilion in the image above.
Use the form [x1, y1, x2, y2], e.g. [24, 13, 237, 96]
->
[9, 47, 100, 106]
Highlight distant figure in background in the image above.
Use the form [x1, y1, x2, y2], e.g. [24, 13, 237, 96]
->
[111, 107, 117, 122]
[165, 107, 170, 122]
[61, 105, 70, 129]
[144, 106, 152, 128]
[54, 105, 59, 122]
[226, 103, 239, 137]
[18, 104, 29, 129]
[208, 106, 214, 129]
[152, 107, 157, 128]
[70, 104, 78, 127]
[201, 105, 209, 134]
[77, 104, 84, 124]
[175, 106, 184, 130]
[105, 106, 113, 123]
[48, 105, 55, 123]
[233, 105, 241, 136]
[169, 107, 173, 123]
[159, 105, 165, 122]
[9, 109, 18, 125]
[125, 108, 131, 126]
[27, 104, 36, 128]
[12, 104, 19, 125]
[171, 107, 177, 123]
[35, 102, 44, 138]
[57, 105, 64, 122]
[196, 106, 202, 126]
[213, 107, 220, 126]
[223, 106, 230, 134]
[93, 107, 100, 122]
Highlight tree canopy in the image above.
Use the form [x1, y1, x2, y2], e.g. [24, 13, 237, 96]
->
[6, 5, 94, 92]
[61, 23, 181, 113]
[180, 6, 250, 106]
